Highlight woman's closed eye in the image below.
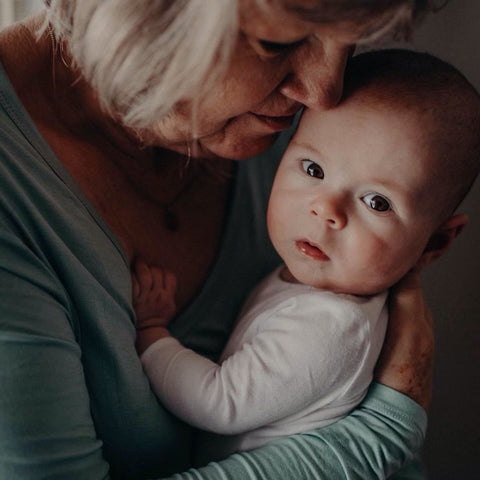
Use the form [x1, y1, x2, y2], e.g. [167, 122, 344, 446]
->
[301, 159, 324, 179]
[257, 38, 305, 57]
[361, 193, 391, 212]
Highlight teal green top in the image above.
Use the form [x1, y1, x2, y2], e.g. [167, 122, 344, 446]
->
[0, 62, 426, 479]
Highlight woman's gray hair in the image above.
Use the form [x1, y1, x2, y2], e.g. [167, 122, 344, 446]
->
[43, 0, 238, 130]
[43, 0, 433, 131]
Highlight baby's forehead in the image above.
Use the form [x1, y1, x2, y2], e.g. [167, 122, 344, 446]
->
[345, 85, 459, 158]
[300, 94, 460, 214]
[345, 83, 433, 117]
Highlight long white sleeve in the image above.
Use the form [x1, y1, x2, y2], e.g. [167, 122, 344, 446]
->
[141, 283, 387, 442]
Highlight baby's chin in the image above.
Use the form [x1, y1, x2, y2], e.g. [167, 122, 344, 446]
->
[286, 267, 387, 297]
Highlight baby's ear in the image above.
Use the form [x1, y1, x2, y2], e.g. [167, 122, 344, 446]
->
[416, 213, 468, 269]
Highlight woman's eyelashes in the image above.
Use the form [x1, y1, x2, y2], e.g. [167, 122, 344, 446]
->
[257, 38, 305, 57]
[301, 159, 324, 179]
[361, 193, 391, 212]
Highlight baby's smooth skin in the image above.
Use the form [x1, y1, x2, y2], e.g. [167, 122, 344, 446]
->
[133, 261, 176, 354]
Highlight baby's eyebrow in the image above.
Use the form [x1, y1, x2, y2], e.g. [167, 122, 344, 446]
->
[289, 140, 322, 156]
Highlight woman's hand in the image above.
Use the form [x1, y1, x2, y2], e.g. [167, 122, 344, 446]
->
[375, 270, 434, 411]
[132, 260, 177, 354]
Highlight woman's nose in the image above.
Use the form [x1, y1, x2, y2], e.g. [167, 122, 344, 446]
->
[278, 40, 351, 110]
[310, 195, 347, 229]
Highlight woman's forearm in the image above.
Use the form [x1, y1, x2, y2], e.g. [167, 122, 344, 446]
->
[163, 384, 426, 480]
[375, 271, 434, 411]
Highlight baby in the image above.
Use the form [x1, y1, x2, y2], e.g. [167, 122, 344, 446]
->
[133, 49, 480, 463]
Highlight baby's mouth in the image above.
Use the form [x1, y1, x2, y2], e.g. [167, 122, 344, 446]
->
[295, 240, 330, 261]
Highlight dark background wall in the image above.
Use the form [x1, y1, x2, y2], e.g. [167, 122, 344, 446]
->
[396, 2, 479, 478]
[380, 2, 480, 478]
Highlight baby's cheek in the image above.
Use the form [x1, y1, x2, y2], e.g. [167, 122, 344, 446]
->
[358, 237, 399, 290]
[268, 194, 294, 234]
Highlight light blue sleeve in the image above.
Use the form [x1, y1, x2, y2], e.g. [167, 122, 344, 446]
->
[163, 384, 427, 480]
[0, 229, 110, 479]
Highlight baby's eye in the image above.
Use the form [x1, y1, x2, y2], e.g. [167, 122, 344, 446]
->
[361, 193, 391, 212]
[301, 160, 324, 179]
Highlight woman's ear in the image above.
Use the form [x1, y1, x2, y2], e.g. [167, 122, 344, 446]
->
[416, 213, 468, 269]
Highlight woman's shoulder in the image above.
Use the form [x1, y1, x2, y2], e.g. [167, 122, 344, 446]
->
[0, 16, 47, 94]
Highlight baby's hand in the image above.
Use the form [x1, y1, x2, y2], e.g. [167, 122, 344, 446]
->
[132, 260, 177, 323]
[132, 260, 177, 354]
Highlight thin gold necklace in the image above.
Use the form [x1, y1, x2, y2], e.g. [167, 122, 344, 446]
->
[162, 143, 194, 232]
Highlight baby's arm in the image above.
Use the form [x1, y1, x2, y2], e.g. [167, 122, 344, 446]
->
[133, 260, 177, 354]
[140, 293, 374, 436]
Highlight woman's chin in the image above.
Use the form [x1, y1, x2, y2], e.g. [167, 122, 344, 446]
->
[199, 132, 281, 160]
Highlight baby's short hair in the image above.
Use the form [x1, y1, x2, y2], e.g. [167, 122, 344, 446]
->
[343, 49, 480, 220]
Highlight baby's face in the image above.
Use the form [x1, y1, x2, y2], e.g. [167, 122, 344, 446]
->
[267, 99, 443, 295]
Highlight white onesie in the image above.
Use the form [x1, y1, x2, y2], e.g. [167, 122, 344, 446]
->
[141, 266, 388, 462]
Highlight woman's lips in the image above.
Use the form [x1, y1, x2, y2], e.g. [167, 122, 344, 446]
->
[251, 113, 296, 131]
[296, 240, 330, 261]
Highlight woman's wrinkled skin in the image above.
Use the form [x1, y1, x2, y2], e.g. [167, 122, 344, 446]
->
[152, 0, 356, 160]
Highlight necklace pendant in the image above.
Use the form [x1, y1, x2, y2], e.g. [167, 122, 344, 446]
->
[164, 207, 178, 232]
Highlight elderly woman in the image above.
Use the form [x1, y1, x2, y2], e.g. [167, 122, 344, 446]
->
[0, 0, 434, 479]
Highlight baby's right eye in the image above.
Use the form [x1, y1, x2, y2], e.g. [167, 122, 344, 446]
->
[361, 193, 391, 212]
[301, 160, 324, 179]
